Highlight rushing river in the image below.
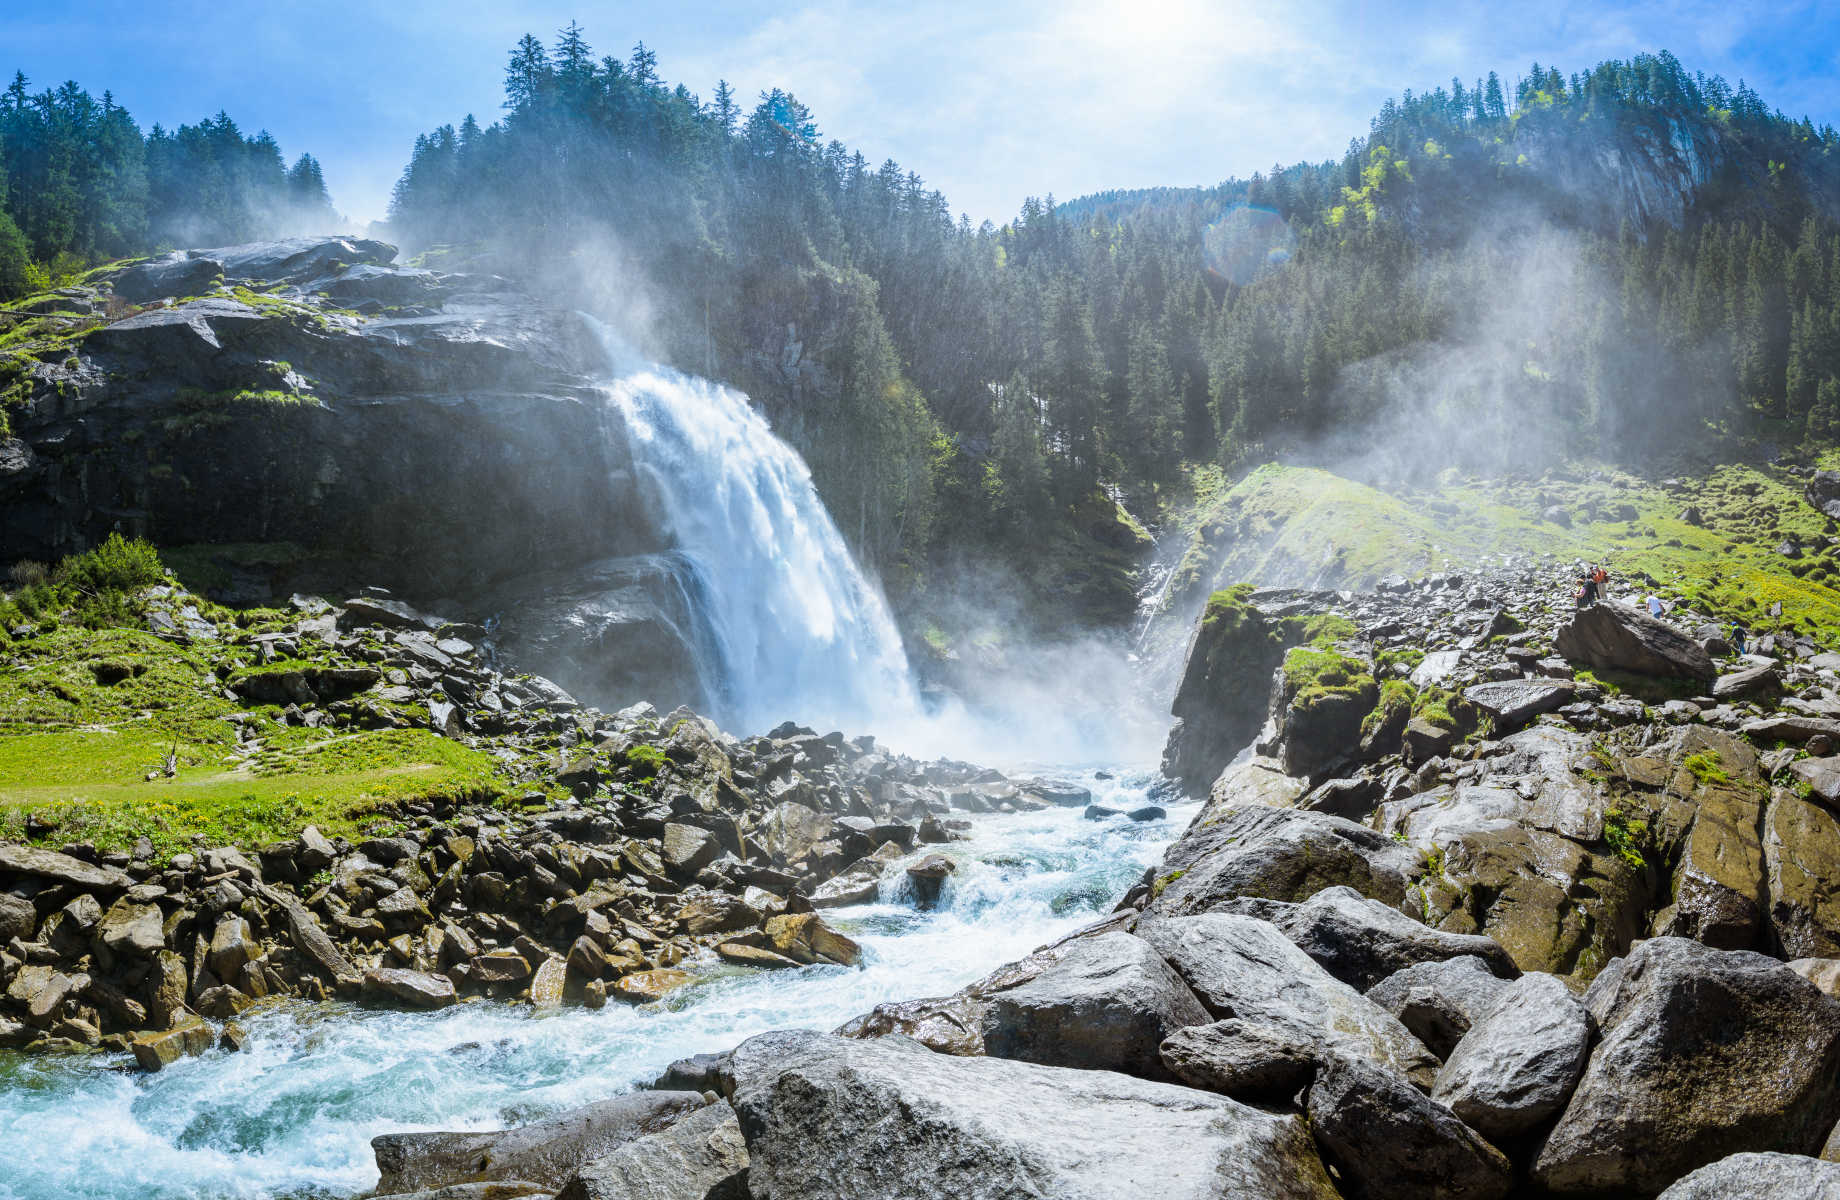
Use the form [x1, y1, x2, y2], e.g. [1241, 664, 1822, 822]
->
[0, 768, 1192, 1200]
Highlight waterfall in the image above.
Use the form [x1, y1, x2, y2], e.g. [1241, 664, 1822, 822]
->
[586, 320, 920, 735]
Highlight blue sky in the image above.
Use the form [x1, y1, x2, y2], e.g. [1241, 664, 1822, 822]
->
[5, 0, 1837, 227]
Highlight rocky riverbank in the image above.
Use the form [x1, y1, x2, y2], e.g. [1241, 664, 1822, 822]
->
[340, 566, 1840, 1199]
[0, 584, 1105, 1066]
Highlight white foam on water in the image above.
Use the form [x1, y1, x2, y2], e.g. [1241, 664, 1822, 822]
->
[0, 770, 1191, 1200]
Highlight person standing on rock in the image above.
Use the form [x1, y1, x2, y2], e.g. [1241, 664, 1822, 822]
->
[1575, 571, 1598, 609]
[1646, 594, 1665, 618]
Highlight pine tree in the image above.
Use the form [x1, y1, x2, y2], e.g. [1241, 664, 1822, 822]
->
[504, 34, 552, 110]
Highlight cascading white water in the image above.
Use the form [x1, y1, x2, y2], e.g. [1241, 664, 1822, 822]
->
[0, 772, 1194, 1200]
[590, 324, 920, 736]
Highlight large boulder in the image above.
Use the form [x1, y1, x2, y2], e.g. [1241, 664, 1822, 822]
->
[835, 917, 1134, 1057]
[362, 968, 457, 1010]
[1532, 938, 1840, 1194]
[757, 802, 833, 866]
[1657, 1152, 1840, 1198]
[1144, 804, 1419, 919]
[1137, 913, 1439, 1085]
[371, 1093, 707, 1193]
[1225, 885, 1519, 991]
[1158, 1018, 1321, 1100]
[1554, 602, 1716, 683]
[1807, 470, 1840, 521]
[1461, 679, 1576, 732]
[761, 913, 861, 967]
[95, 897, 165, 958]
[1307, 1053, 1512, 1200]
[110, 252, 224, 302]
[1653, 728, 1769, 950]
[1432, 973, 1590, 1141]
[0, 844, 131, 891]
[725, 1030, 1342, 1200]
[979, 931, 1209, 1079]
[1365, 956, 1514, 1058]
[1764, 785, 1840, 959]
[555, 1101, 748, 1200]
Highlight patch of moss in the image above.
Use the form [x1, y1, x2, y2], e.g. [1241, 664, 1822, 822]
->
[1375, 646, 1426, 675]
[1683, 750, 1732, 786]
[0, 726, 499, 861]
[0, 541, 515, 859]
[1361, 678, 1417, 737]
[1282, 645, 1375, 710]
[1412, 685, 1462, 731]
[1277, 611, 1359, 647]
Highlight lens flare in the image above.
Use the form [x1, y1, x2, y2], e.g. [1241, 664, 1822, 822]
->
[1202, 204, 1295, 285]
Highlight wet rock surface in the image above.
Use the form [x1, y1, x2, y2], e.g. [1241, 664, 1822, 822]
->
[0, 594, 1042, 1057]
[21, 543, 1840, 1198]
[724, 1029, 1342, 1200]
[1532, 937, 1840, 1193]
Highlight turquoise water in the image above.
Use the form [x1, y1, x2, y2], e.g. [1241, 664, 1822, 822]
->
[0, 768, 1190, 1200]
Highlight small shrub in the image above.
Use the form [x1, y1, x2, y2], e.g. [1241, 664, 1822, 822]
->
[1603, 805, 1651, 870]
[7, 559, 46, 590]
[61, 532, 162, 596]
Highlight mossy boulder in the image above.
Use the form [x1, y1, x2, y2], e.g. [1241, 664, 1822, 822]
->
[1270, 643, 1378, 778]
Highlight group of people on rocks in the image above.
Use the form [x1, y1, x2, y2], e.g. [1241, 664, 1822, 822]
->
[1568, 562, 1752, 653]
[1573, 564, 1610, 608]
[1572, 563, 1671, 619]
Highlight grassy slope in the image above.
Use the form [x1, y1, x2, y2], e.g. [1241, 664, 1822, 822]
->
[0, 618, 504, 859]
[1163, 460, 1840, 647]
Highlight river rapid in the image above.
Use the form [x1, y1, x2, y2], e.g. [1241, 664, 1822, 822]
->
[0, 768, 1192, 1200]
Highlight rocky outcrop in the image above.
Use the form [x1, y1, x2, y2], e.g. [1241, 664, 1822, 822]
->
[4, 239, 640, 591]
[1159, 587, 1292, 794]
[372, 1092, 706, 1193]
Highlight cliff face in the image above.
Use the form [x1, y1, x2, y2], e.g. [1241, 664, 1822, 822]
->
[2, 238, 657, 595]
[1510, 105, 1727, 230]
[0, 238, 715, 712]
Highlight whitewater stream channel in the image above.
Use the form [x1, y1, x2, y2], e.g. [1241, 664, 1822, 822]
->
[0, 769, 1194, 1200]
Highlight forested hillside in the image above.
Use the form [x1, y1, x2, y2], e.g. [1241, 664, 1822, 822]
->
[0, 72, 336, 294]
[10, 30, 1840, 636]
[382, 32, 1840, 631]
